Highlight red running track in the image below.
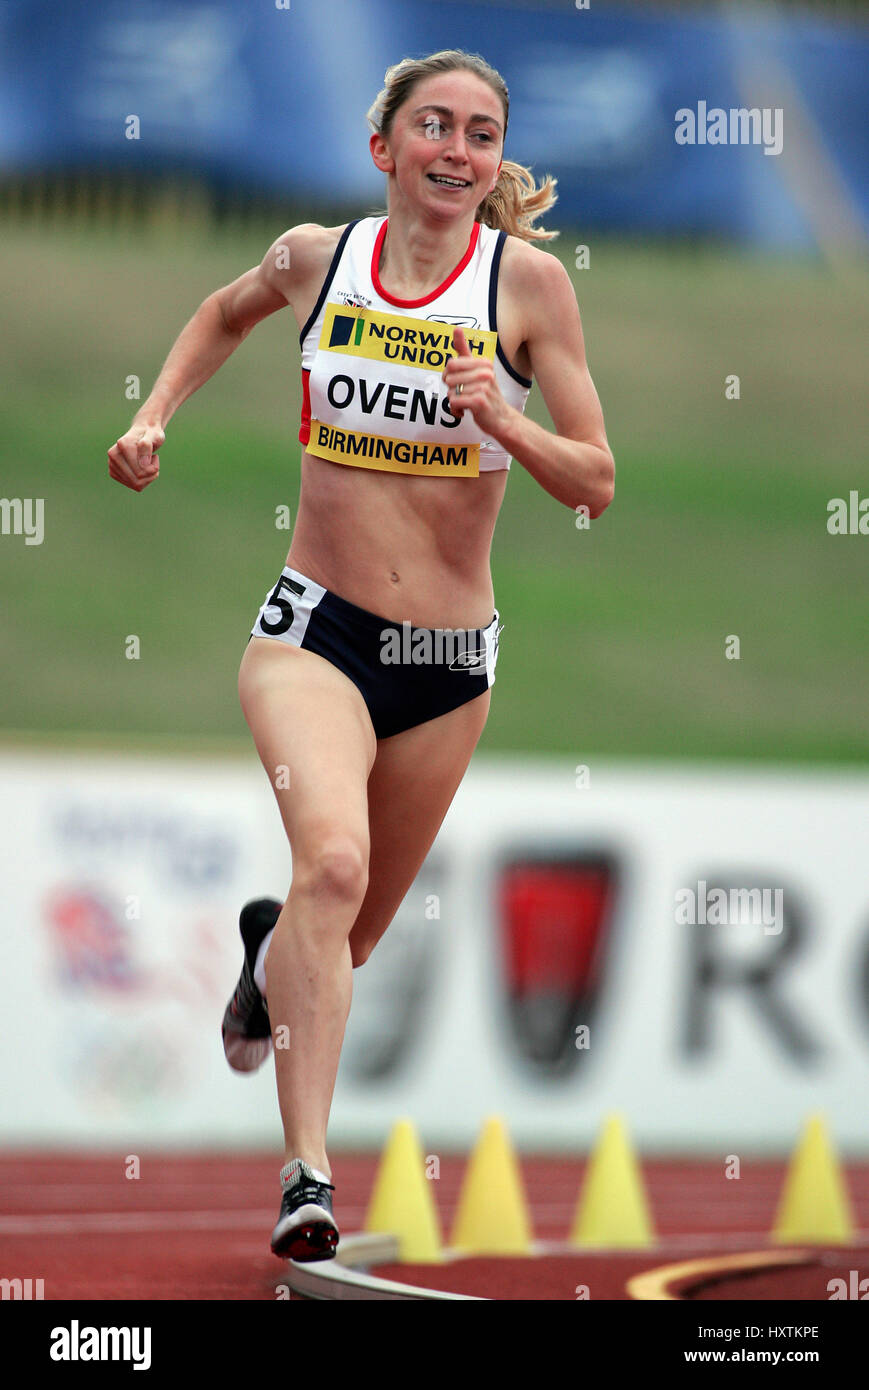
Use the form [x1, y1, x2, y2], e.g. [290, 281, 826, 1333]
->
[1, 1152, 867, 1300]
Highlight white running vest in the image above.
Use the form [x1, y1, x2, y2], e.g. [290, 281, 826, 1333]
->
[298, 216, 532, 477]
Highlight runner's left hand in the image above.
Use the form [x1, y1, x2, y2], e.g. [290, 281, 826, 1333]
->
[443, 327, 515, 440]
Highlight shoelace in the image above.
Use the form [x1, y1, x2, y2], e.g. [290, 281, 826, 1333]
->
[287, 1178, 336, 1203]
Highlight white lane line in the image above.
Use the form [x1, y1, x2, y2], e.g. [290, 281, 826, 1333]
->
[0, 1206, 376, 1235]
[4, 1210, 867, 1248]
[0, 1211, 277, 1235]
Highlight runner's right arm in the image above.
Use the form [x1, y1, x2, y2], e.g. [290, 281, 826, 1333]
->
[107, 225, 316, 492]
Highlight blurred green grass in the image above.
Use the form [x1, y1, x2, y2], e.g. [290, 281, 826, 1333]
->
[1, 217, 867, 761]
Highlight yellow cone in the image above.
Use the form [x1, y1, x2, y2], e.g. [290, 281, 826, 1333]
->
[570, 1113, 654, 1248]
[772, 1114, 854, 1245]
[363, 1118, 443, 1262]
[449, 1116, 533, 1254]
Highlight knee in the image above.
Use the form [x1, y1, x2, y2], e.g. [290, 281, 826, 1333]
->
[296, 835, 369, 908]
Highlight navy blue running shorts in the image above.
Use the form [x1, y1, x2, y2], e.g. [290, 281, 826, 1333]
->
[248, 564, 502, 740]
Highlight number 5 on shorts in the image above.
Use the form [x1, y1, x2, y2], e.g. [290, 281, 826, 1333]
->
[260, 573, 307, 636]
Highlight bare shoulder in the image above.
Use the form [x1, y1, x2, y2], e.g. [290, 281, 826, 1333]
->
[267, 222, 349, 299]
[495, 235, 576, 375]
[215, 223, 352, 340]
[499, 234, 573, 304]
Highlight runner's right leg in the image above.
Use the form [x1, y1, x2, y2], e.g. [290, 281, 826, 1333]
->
[238, 634, 377, 1181]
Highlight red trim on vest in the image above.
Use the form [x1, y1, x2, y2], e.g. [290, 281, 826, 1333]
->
[299, 367, 311, 444]
[371, 219, 481, 307]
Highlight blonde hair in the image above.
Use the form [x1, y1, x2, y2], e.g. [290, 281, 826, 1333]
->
[366, 49, 558, 243]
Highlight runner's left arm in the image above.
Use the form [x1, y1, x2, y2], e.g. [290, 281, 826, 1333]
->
[443, 251, 615, 516]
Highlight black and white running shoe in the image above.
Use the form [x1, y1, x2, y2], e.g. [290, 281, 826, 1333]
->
[221, 897, 281, 1073]
[271, 1160, 339, 1262]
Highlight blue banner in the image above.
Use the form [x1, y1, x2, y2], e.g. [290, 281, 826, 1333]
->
[1, 0, 867, 251]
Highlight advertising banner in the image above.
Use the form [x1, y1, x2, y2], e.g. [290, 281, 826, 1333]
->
[1, 749, 867, 1153]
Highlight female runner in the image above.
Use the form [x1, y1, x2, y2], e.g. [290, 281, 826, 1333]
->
[107, 49, 614, 1263]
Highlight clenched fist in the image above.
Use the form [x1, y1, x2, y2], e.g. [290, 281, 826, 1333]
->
[107, 421, 165, 492]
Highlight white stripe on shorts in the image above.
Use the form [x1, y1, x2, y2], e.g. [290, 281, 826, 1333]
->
[483, 609, 502, 688]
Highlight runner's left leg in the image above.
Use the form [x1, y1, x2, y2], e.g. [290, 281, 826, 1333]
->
[347, 687, 491, 968]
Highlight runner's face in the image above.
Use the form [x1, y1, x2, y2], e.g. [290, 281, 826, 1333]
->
[387, 72, 504, 216]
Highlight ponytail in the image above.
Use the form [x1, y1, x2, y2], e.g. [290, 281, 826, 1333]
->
[477, 159, 558, 243]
